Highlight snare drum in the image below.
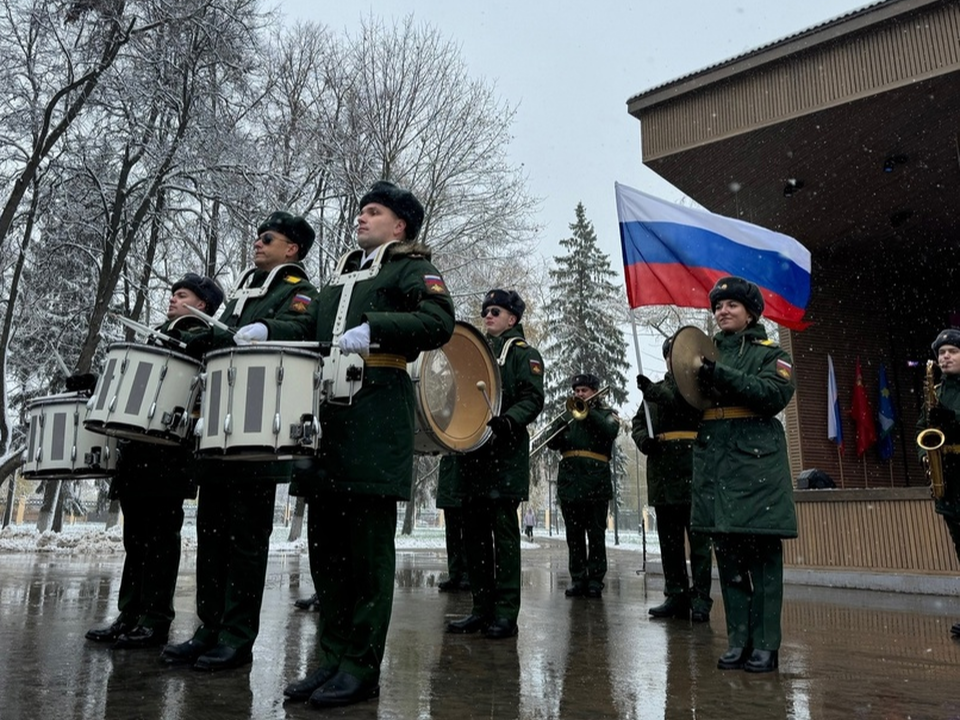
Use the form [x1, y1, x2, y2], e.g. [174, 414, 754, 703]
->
[196, 345, 323, 460]
[84, 343, 201, 446]
[409, 321, 502, 454]
[23, 393, 117, 479]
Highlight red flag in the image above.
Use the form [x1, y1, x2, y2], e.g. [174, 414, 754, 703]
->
[850, 357, 877, 456]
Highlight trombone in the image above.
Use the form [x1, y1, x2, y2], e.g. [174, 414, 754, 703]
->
[530, 386, 609, 456]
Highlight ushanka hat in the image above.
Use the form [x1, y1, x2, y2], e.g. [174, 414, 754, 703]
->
[482, 289, 525, 321]
[708, 276, 765, 320]
[359, 181, 425, 240]
[571, 373, 601, 390]
[257, 211, 315, 260]
[932, 328, 960, 354]
[171, 274, 224, 315]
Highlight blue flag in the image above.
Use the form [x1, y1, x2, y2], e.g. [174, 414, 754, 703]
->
[877, 362, 895, 461]
[827, 355, 843, 452]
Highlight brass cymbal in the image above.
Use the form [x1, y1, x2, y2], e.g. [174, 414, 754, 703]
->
[669, 326, 718, 411]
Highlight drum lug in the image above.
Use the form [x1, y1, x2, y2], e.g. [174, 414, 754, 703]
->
[148, 401, 157, 420]
[224, 414, 233, 435]
[290, 415, 320, 447]
[108, 395, 117, 412]
[277, 366, 284, 383]
[273, 413, 282, 435]
[227, 367, 236, 386]
[194, 418, 205, 437]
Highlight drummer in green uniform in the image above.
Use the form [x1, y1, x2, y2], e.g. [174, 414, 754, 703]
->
[693, 276, 796, 673]
[545, 373, 619, 598]
[446, 289, 545, 639]
[918, 328, 960, 639]
[84, 274, 222, 649]
[633, 337, 713, 622]
[283, 181, 455, 708]
[160, 211, 319, 672]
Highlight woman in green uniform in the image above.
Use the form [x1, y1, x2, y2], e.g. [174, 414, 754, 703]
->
[692, 276, 796, 673]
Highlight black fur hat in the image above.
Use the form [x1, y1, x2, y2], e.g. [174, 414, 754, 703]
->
[571, 373, 601, 391]
[932, 328, 960, 355]
[257, 211, 315, 260]
[482, 289, 525, 321]
[708, 276, 764, 320]
[359, 181, 424, 240]
[171, 274, 224, 315]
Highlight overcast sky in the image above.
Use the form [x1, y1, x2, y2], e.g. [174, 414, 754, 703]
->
[281, 0, 873, 408]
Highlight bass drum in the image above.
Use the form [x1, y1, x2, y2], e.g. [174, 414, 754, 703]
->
[409, 321, 501, 455]
[23, 393, 117, 479]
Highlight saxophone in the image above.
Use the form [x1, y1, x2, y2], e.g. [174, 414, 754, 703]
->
[916, 360, 946, 499]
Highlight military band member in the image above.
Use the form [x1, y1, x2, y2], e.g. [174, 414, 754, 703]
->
[84, 274, 223, 649]
[284, 181, 455, 708]
[693, 276, 796, 673]
[160, 211, 318, 671]
[634, 337, 713, 622]
[546, 373, 619, 598]
[436, 455, 470, 592]
[918, 328, 960, 639]
[446, 289, 545, 639]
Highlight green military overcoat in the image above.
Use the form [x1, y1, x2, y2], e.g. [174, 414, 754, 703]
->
[632, 374, 702, 506]
[303, 243, 455, 501]
[917, 373, 960, 519]
[456, 324, 545, 501]
[691, 324, 798, 538]
[546, 405, 619, 503]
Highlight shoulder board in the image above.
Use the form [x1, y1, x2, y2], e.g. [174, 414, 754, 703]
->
[514, 340, 528, 348]
[284, 275, 302, 284]
[753, 338, 777, 347]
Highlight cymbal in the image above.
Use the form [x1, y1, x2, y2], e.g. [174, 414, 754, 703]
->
[669, 326, 718, 410]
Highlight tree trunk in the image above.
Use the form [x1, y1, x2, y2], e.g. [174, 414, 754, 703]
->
[1, 450, 25, 528]
[287, 496, 306, 542]
[401, 499, 416, 535]
[36, 481, 62, 533]
[105, 498, 121, 530]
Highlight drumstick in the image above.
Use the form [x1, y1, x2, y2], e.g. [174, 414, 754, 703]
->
[184, 304, 235, 334]
[111, 313, 188, 350]
[477, 381, 495, 416]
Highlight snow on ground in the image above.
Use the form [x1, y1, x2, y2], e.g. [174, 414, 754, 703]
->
[0, 522, 656, 555]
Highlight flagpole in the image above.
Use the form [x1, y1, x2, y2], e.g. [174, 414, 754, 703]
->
[862, 456, 868, 487]
[837, 447, 845, 487]
[629, 309, 655, 438]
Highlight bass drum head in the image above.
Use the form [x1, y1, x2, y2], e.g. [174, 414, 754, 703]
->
[411, 321, 502, 454]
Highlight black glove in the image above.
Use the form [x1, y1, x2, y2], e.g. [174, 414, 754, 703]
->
[637, 374, 653, 392]
[639, 437, 658, 455]
[65, 373, 98, 393]
[929, 405, 957, 427]
[487, 415, 517, 438]
[698, 357, 716, 387]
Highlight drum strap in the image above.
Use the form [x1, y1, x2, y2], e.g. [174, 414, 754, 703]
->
[497, 337, 521, 366]
[364, 353, 407, 370]
[228, 264, 304, 320]
[701, 406, 759, 421]
[562, 450, 610, 462]
[656, 431, 698, 441]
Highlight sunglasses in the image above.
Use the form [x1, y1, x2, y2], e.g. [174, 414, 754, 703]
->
[481, 307, 503, 318]
[256, 232, 289, 246]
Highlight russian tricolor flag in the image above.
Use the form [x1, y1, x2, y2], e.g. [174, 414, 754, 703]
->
[616, 182, 811, 330]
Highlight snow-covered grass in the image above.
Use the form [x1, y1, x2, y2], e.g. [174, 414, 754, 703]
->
[0, 521, 656, 555]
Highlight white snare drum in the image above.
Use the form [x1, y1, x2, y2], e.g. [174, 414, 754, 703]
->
[196, 345, 322, 460]
[84, 343, 201, 446]
[23, 393, 117, 479]
[409, 321, 502, 455]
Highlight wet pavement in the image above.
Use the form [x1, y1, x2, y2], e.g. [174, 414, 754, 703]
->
[2, 537, 960, 720]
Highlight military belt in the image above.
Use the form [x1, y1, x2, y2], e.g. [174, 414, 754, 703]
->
[702, 406, 760, 421]
[656, 431, 698, 441]
[364, 353, 408, 370]
[562, 450, 610, 463]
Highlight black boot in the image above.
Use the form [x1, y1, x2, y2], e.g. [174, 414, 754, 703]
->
[308, 671, 380, 708]
[160, 637, 214, 665]
[192, 644, 253, 672]
[446, 614, 489, 634]
[648, 595, 689, 619]
[85, 618, 136, 643]
[717, 646, 752, 670]
[744, 649, 779, 673]
[293, 593, 319, 610]
[284, 667, 337, 701]
[114, 625, 170, 649]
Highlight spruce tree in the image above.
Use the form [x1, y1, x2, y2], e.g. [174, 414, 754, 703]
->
[542, 202, 630, 419]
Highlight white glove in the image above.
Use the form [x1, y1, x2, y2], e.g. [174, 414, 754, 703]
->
[233, 322, 269, 346]
[339, 323, 371, 356]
